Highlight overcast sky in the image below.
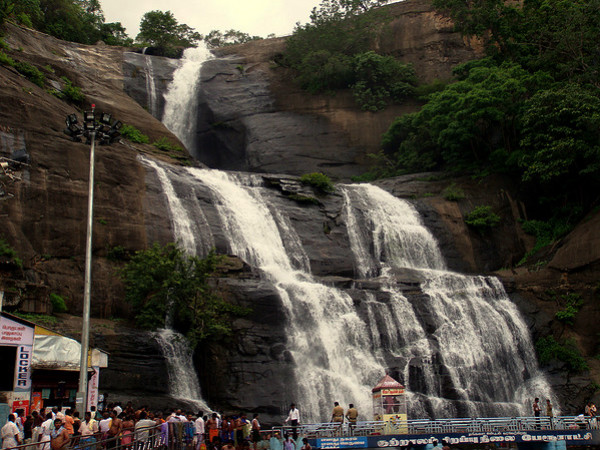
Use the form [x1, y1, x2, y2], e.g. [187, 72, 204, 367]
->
[99, 0, 322, 41]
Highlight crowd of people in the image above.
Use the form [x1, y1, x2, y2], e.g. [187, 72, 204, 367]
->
[0, 402, 269, 450]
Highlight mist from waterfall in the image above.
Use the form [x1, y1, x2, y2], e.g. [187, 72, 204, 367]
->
[162, 44, 212, 151]
[341, 184, 556, 417]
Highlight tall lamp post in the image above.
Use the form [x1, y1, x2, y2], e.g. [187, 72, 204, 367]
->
[64, 105, 121, 413]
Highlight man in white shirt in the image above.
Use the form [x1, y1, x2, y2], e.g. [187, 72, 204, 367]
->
[284, 404, 300, 440]
[194, 411, 205, 449]
[1, 414, 21, 449]
[38, 413, 54, 450]
[98, 411, 112, 435]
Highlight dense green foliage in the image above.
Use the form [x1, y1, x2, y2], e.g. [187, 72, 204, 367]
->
[49, 293, 68, 313]
[300, 172, 335, 193]
[284, 0, 418, 110]
[1, 0, 132, 46]
[203, 29, 263, 49]
[464, 205, 501, 231]
[555, 293, 584, 325]
[372, 0, 600, 240]
[119, 124, 150, 144]
[0, 237, 22, 268]
[152, 137, 183, 153]
[441, 183, 465, 201]
[536, 336, 589, 373]
[136, 10, 201, 57]
[50, 76, 84, 103]
[120, 243, 247, 346]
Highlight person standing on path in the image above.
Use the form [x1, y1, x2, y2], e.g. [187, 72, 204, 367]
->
[50, 419, 69, 450]
[284, 404, 300, 440]
[251, 414, 260, 450]
[346, 404, 358, 432]
[1, 414, 21, 449]
[331, 403, 344, 424]
[533, 398, 541, 429]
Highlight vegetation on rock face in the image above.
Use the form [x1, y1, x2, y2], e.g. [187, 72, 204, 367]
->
[119, 243, 248, 347]
[360, 0, 600, 264]
[300, 172, 335, 193]
[283, 0, 418, 111]
[49, 293, 68, 313]
[464, 205, 501, 232]
[0, 238, 22, 268]
[536, 336, 589, 374]
[119, 124, 150, 144]
[555, 293, 584, 325]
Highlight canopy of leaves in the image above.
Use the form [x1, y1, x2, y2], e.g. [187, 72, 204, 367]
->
[120, 243, 247, 346]
[433, 0, 600, 86]
[136, 10, 202, 57]
[381, 60, 551, 173]
[203, 29, 262, 49]
[284, 0, 414, 110]
[1, 0, 132, 46]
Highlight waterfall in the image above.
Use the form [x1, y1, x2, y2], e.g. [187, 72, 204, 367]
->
[342, 183, 556, 418]
[140, 156, 214, 410]
[188, 169, 385, 422]
[162, 45, 212, 151]
[143, 55, 159, 117]
[154, 328, 210, 411]
[141, 155, 556, 420]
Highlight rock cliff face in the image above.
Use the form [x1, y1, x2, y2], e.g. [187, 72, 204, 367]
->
[0, 0, 599, 418]
[122, 0, 483, 179]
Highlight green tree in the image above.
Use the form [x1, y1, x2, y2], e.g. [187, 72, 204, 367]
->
[120, 243, 246, 346]
[433, 0, 600, 85]
[0, 0, 44, 27]
[99, 22, 133, 46]
[519, 84, 600, 206]
[203, 29, 261, 49]
[136, 10, 202, 57]
[381, 60, 552, 173]
[351, 51, 416, 111]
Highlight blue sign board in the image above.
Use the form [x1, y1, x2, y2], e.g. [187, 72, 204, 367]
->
[311, 430, 600, 449]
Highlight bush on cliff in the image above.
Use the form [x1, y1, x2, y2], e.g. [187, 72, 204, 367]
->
[120, 242, 248, 347]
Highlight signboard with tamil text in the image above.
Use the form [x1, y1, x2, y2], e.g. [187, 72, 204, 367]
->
[310, 430, 600, 449]
[0, 316, 34, 346]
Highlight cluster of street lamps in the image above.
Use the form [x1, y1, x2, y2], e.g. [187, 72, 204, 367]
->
[63, 105, 120, 413]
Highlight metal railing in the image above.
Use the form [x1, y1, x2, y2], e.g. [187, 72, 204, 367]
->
[271, 416, 600, 438]
[7, 416, 598, 450]
[8, 423, 192, 450]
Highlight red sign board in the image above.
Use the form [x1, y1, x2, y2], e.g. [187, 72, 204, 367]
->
[12, 400, 29, 415]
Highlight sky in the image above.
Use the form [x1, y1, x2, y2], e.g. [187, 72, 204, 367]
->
[100, 0, 322, 41]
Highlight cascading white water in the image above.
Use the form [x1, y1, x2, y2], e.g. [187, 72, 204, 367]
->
[139, 156, 214, 409]
[154, 328, 210, 411]
[162, 45, 212, 151]
[342, 183, 556, 417]
[188, 168, 386, 422]
[143, 55, 159, 117]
